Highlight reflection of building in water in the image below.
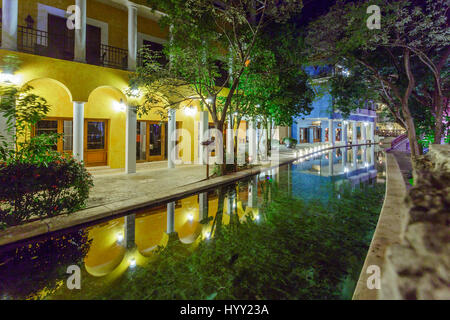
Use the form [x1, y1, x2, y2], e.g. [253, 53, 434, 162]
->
[287, 146, 379, 198]
[83, 178, 264, 278]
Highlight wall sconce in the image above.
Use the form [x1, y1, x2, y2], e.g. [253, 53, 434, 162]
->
[184, 106, 197, 116]
[0, 72, 22, 85]
[114, 99, 126, 112]
[130, 88, 141, 97]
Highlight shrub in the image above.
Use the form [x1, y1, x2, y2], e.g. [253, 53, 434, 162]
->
[0, 156, 94, 227]
[283, 137, 298, 148]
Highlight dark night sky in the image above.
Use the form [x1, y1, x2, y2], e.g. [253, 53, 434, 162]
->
[297, 0, 338, 26]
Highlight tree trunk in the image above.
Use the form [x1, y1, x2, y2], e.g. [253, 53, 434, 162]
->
[433, 92, 444, 144]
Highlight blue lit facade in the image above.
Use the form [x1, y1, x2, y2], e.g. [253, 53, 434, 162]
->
[291, 66, 377, 145]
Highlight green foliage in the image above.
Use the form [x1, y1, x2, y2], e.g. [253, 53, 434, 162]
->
[0, 157, 94, 227]
[80, 182, 384, 300]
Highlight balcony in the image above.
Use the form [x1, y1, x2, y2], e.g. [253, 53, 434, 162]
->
[16, 25, 129, 71]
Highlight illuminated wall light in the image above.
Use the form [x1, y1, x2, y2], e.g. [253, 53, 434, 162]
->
[114, 99, 126, 112]
[130, 88, 141, 97]
[187, 214, 194, 222]
[0, 73, 22, 85]
[184, 106, 197, 116]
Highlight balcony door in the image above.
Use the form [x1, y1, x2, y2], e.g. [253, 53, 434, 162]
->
[47, 14, 74, 61]
[86, 24, 101, 65]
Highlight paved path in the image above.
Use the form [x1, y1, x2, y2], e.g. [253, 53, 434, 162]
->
[390, 151, 413, 189]
[86, 147, 298, 209]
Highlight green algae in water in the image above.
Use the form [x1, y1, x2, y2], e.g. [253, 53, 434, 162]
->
[53, 181, 385, 300]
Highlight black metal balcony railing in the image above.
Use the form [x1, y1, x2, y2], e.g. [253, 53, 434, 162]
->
[18, 25, 75, 61]
[15, 25, 129, 71]
[100, 44, 128, 70]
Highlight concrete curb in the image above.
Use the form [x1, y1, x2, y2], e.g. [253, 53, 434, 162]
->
[352, 151, 408, 300]
[0, 143, 376, 247]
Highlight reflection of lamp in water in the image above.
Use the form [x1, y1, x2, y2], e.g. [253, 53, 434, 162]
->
[116, 233, 124, 243]
[187, 214, 194, 222]
[205, 232, 211, 239]
[255, 215, 260, 221]
[129, 258, 136, 268]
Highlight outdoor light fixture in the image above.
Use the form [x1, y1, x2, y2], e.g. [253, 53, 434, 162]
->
[0, 72, 22, 85]
[129, 258, 136, 268]
[130, 88, 141, 97]
[185, 106, 197, 116]
[255, 215, 260, 221]
[114, 99, 126, 112]
[187, 214, 194, 222]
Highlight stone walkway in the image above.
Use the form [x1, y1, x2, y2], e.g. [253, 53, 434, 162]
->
[390, 151, 413, 189]
[87, 163, 207, 208]
[86, 147, 298, 209]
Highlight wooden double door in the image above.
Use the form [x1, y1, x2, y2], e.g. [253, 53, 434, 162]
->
[136, 121, 166, 162]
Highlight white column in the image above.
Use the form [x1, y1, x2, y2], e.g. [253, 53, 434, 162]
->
[167, 108, 176, 168]
[124, 214, 136, 249]
[362, 122, 367, 143]
[321, 121, 326, 142]
[1, 0, 18, 51]
[199, 192, 208, 221]
[74, 0, 87, 63]
[199, 111, 209, 164]
[328, 119, 335, 146]
[369, 122, 375, 143]
[166, 202, 175, 234]
[73, 102, 85, 162]
[352, 121, 357, 145]
[352, 147, 358, 169]
[226, 116, 234, 164]
[127, 3, 138, 70]
[248, 120, 257, 164]
[248, 176, 258, 208]
[125, 105, 137, 174]
[342, 121, 348, 145]
[328, 150, 334, 176]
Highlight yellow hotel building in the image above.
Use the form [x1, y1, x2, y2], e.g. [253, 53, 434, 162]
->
[0, 0, 248, 170]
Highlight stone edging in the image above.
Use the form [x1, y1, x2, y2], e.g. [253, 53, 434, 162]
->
[0, 143, 375, 247]
[352, 152, 408, 300]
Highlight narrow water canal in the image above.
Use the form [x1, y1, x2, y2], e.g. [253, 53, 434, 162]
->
[0, 145, 386, 300]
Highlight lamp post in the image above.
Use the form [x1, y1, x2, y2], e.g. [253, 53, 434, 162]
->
[201, 139, 214, 179]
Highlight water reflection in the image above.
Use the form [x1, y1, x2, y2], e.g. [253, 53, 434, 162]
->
[0, 145, 383, 299]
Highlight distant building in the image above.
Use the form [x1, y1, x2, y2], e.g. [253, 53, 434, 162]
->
[290, 66, 377, 146]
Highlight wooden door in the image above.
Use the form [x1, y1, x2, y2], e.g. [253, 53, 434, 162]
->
[86, 24, 101, 65]
[84, 120, 108, 166]
[147, 121, 165, 161]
